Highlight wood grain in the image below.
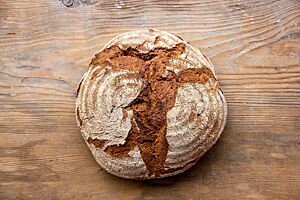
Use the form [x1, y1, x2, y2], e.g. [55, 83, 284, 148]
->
[0, 0, 299, 199]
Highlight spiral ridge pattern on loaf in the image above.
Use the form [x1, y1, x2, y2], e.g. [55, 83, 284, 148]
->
[76, 29, 227, 179]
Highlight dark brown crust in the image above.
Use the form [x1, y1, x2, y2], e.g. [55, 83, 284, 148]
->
[87, 137, 107, 149]
[86, 43, 215, 177]
[178, 68, 215, 84]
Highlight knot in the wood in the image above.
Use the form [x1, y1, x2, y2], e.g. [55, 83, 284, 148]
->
[61, 0, 92, 7]
[62, 0, 74, 7]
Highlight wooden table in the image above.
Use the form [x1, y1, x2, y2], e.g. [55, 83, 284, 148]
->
[1, 0, 299, 199]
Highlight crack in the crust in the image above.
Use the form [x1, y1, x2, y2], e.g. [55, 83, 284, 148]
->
[87, 137, 107, 149]
[86, 43, 216, 177]
[76, 77, 84, 98]
[76, 107, 83, 127]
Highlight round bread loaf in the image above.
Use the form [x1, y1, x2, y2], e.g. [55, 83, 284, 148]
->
[75, 29, 227, 179]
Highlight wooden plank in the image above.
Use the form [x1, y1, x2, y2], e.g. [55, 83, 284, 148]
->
[0, 0, 299, 199]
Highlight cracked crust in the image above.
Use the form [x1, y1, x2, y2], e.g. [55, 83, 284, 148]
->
[75, 29, 227, 179]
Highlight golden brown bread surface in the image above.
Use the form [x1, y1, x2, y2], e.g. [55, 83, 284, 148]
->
[75, 29, 227, 179]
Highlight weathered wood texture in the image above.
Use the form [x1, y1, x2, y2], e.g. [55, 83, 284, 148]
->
[0, 0, 300, 199]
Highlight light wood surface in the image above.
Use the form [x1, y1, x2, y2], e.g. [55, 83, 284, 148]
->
[1, 0, 300, 199]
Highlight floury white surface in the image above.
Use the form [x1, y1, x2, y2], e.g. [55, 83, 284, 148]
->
[75, 29, 227, 179]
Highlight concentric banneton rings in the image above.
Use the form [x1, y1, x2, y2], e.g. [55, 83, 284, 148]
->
[75, 29, 227, 179]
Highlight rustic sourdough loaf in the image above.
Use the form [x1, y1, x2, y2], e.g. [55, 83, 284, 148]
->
[75, 29, 227, 179]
